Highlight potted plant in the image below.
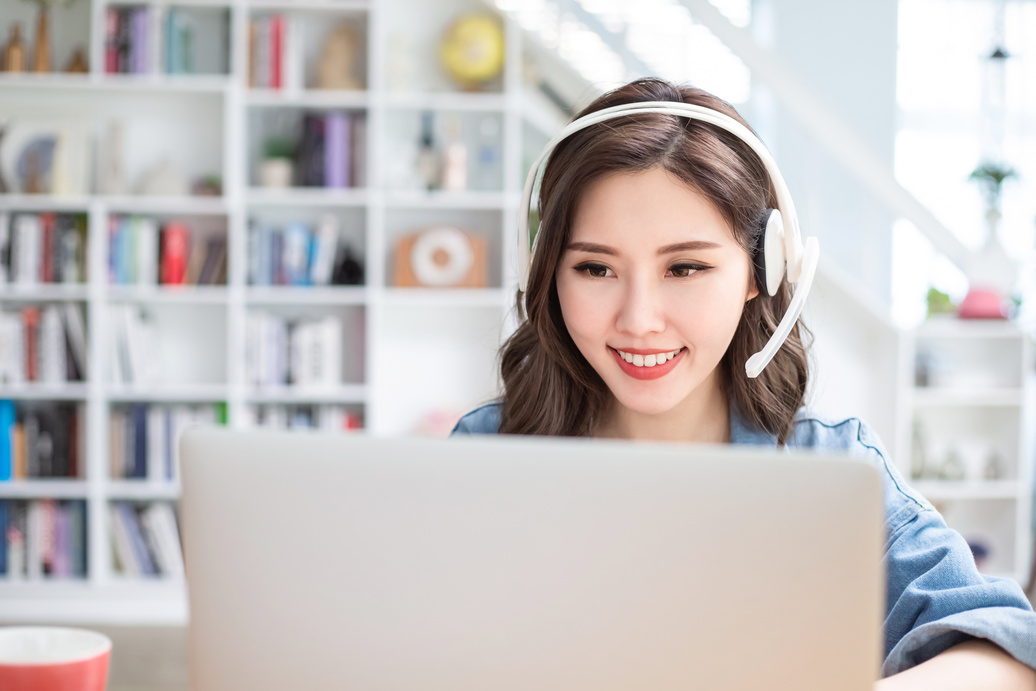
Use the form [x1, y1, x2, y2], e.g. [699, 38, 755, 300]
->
[958, 162, 1019, 319]
[259, 136, 295, 189]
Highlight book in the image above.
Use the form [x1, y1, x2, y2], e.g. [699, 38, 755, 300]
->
[12, 214, 41, 285]
[26, 500, 42, 580]
[62, 302, 88, 381]
[22, 307, 39, 381]
[0, 211, 9, 283]
[0, 311, 24, 384]
[351, 115, 368, 188]
[109, 503, 140, 576]
[309, 215, 339, 286]
[40, 213, 55, 283]
[120, 503, 158, 575]
[161, 221, 190, 285]
[196, 237, 227, 286]
[7, 502, 26, 579]
[282, 222, 310, 286]
[136, 217, 160, 285]
[0, 500, 7, 574]
[38, 305, 67, 384]
[143, 503, 184, 578]
[68, 501, 86, 577]
[271, 14, 283, 90]
[12, 422, 26, 479]
[324, 112, 350, 189]
[0, 401, 13, 481]
[105, 6, 120, 73]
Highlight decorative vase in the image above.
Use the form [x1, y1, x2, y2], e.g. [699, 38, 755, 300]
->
[258, 158, 293, 188]
[3, 23, 26, 73]
[32, 9, 50, 73]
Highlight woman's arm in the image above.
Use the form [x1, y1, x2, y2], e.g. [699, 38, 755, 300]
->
[875, 639, 1036, 691]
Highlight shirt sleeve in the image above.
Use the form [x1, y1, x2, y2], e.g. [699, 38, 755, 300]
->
[882, 504, 1036, 676]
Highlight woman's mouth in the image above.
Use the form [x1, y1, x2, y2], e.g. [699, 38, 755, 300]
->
[610, 347, 686, 380]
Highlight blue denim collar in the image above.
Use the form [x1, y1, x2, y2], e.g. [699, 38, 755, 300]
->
[729, 399, 778, 447]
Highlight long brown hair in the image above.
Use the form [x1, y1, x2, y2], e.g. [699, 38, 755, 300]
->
[499, 78, 809, 444]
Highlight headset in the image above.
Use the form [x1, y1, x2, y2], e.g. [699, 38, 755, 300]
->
[517, 100, 820, 379]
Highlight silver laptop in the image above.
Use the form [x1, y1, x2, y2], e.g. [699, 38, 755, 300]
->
[180, 429, 884, 691]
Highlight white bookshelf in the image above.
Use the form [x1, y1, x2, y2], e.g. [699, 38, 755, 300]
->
[0, 0, 555, 623]
[895, 317, 1034, 584]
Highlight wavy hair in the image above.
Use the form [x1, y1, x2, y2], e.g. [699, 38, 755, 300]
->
[498, 78, 810, 444]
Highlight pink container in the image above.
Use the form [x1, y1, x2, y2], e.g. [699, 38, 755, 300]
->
[0, 627, 111, 691]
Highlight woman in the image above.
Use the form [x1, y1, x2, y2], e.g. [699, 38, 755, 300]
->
[452, 78, 1036, 688]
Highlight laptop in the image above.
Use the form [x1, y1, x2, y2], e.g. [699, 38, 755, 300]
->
[180, 429, 884, 691]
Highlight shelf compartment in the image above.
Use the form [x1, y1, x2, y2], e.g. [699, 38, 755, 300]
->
[106, 481, 181, 501]
[382, 288, 509, 308]
[0, 481, 90, 499]
[245, 287, 368, 305]
[247, 90, 370, 108]
[247, 188, 368, 207]
[0, 285, 90, 302]
[106, 385, 228, 403]
[0, 384, 90, 401]
[106, 286, 230, 305]
[0, 194, 92, 212]
[246, 384, 366, 404]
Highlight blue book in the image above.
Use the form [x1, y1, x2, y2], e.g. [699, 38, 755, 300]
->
[283, 223, 311, 286]
[0, 400, 14, 481]
[133, 404, 148, 479]
[68, 501, 86, 578]
[118, 503, 156, 576]
[0, 500, 8, 574]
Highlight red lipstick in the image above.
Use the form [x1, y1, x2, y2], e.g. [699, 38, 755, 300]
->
[610, 347, 685, 380]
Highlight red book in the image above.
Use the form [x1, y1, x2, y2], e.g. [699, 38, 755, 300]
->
[270, 14, 283, 90]
[161, 222, 190, 285]
[105, 7, 119, 73]
[23, 308, 40, 382]
[40, 212, 55, 283]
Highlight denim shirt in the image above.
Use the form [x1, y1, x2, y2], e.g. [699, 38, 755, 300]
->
[451, 401, 1036, 676]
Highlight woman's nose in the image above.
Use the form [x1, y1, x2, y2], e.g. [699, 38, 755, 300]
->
[614, 278, 666, 337]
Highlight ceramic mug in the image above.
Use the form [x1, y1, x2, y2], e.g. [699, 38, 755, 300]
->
[0, 627, 111, 691]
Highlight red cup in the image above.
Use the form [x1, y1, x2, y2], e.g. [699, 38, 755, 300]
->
[0, 627, 111, 691]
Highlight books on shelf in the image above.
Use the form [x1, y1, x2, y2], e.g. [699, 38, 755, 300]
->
[109, 403, 224, 482]
[2, 499, 87, 580]
[248, 14, 304, 91]
[248, 404, 362, 431]
[293, 111, 367, 189]
[0, 303, 89, 384]
[110, 217, 227, 287]
[0, 213, 88, 286]
[248, 215, 364, 287]
[0, 401, 84, 481]
[245, 312, 343, 389]
[106, 5, 153, 75]
[110, 501, 184, 579]
[109, 305, 161, 386]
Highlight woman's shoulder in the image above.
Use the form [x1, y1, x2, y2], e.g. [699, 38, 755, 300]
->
[450, 401, 502, 436]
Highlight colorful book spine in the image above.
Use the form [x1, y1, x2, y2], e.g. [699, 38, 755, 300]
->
[0, 401, 13, 482]
[324, 112, 350, 189]
[161, 222, 189, 285]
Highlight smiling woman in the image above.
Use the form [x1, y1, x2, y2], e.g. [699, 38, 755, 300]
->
[500, 79, 807, 442]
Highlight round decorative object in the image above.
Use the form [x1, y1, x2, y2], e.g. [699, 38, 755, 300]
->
[440, 15, 504, 89]
[410, 226, 474, 286]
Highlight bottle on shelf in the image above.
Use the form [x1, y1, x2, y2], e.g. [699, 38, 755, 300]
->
[3, 23, 26, 73]
[416, 111, 440, 191]
[440, 115, 467, 192]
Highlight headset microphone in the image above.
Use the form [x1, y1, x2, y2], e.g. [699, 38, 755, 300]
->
[517, 100, 819, 379]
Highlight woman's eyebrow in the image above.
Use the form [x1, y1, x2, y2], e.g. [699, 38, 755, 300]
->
[565, 240, 722, 255]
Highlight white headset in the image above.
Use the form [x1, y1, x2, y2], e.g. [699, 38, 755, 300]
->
[517, 100, 820, 379]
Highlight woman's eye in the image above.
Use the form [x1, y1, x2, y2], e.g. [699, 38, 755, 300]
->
[575, 263, 612, 278]
[668, 263, 708, 278]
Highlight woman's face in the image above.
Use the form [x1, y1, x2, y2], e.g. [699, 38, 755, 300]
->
[556, 166, 759, 419]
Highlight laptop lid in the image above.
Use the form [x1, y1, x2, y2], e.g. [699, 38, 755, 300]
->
[181, 429, 884, 691]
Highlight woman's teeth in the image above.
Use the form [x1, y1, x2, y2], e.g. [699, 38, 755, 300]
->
[615, 348, 682, 367]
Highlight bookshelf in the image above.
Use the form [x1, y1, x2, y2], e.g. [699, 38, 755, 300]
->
[895, 317, 1034, 585]
[0, 0, 559, 623]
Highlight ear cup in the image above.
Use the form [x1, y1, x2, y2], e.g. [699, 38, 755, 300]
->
[763, 209, 787, 297]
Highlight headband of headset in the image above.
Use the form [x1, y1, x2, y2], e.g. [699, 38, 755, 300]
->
[516, 100, 820, 379]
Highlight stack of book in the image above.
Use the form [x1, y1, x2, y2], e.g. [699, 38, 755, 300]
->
[248, 404, 362, 431]
[245, 313, 343, 389]
[109, 403, 224, 482]
[109, 501, 184, 578]
[0, 213, 88, 286]
[105, 6, 204, 75]
[248, 216, 364, 286]
[109, 217, 227, 286]
[292, 111, 367, 189]
[1, 499, 87, 580]
[0, 401, 83, 480]
[0, 304, 88, 385]
[248, 14, 304, 90]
